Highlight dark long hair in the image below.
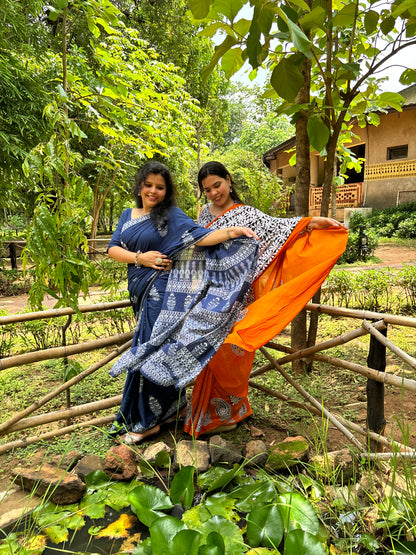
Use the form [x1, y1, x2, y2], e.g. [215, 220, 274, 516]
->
[198, 161, 244, 204]
[133, 161, 176, 231]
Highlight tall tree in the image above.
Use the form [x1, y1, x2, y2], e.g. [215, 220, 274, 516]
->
[189, 0, 416, 216]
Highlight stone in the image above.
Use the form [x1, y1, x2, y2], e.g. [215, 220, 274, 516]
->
[310, 448, 359, 485]
[267, 435, 309, 471]
[209, 435, 242, 465]
[244, 440, 268, 467]
[142, 442, 171, 465]
[173, 440, 210, 472]
[12, 463, 86, 505]
[52, 450, 83, 471]
[73, 454, 105, 482]
[104, 445, 137, 480]
[0, 487, 42, 530]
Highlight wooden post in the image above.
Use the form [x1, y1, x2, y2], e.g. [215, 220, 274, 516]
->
[9, 242, 17, 269]
[367, 323, 387, 452]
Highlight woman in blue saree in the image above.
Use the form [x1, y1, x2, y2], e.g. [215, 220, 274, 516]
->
[107, 162, 258, 444]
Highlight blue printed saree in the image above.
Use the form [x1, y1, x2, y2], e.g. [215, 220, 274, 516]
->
[107, 207, 258, 436]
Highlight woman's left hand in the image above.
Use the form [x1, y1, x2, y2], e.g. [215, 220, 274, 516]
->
[308, 217, 347, 230]
[229, 226, 260, 240]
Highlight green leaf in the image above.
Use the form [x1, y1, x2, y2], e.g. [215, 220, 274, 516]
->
[378, 91, 405, 111]
[231, 480, 277, 513]
[172, 529, 203, 554]
[202, 35, 238, 82]
[307, 118, 329, 153]
[129, 484, 173, 527]
[246, 503, 284, 548]
[332, 4, 357, 28]
[212, 0, 247, 22]
[278, 492, 320, 535]
[197, 516, 244, 555]
[271, 58, 304, 102]
[189, 0, 213, 19]
[283, 529, 327, 555]
[364, 10, 379, 34]
[285, 18, 312, 54]
[80, 491, 107, 519]
[221, 47, 244, 78]
[299, 7, 326, 31]
[400, 68, 416, 86]
[170, 466, 195, 509]
[149, 516, 187, 554]
[55, 0, 68, 8]
[380, 16, 396, 35]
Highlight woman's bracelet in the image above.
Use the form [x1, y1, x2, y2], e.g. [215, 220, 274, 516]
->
[135, 250, 142, 267]
[226, 227, 231, 240]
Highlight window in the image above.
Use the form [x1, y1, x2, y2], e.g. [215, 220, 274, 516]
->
[387, 145, 408, 160]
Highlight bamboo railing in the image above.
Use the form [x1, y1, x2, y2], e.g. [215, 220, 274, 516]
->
[1, 299, 416, 459]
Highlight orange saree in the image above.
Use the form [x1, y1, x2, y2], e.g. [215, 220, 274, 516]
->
[184, 207, 348, 437]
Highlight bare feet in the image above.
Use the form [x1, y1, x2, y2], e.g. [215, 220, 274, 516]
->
[120, 425, 160, 445]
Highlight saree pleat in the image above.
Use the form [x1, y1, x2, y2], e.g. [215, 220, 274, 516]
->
[184, 208, 348, 437]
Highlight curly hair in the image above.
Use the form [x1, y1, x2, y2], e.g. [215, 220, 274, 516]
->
[133, 161, 176, 231]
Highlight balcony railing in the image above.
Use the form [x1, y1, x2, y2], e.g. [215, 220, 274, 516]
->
[309, 182, 363, 209]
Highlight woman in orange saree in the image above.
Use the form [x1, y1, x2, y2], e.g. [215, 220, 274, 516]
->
[183, 161, 348, 437]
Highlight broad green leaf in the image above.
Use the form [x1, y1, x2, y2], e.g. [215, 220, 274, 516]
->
[246, 503, 284, 548]
[278, 492, 320, 535]
[129, 484, 173, 527]
[307, 118, 329, 153]
[233, 18, 252, 37]
[271, 58, 304, 102]
[380, 16, 396, 35]
[299, 7, 326, 31]
[211, 0, 247, 22]
[44, 525, 69, 544]
[231, 480, 277, 513]
[172, 529, 203, 554]
[332, 4, 357, 28]
[221, 47, 245, 78]
[246, 7, 262, 68]
[170, 466, 195, 509]
[378, 91, 405, 110]
[189, 0, 214, 19]
[199, 530, 225, 554]
[80, 491, 107, 519]
[364, 10, 379, 34]
[149, 515, 187, 554]
[55, 0, 68, 8]
[196, 515, 244, 555]
[283, 529, 326, 555]
[400, 68, 416, 85]
[286, 18, 312, 54]
[198, 22, 226, 38]
[392, 0, 416, 18]
[202, 35, 238, 82]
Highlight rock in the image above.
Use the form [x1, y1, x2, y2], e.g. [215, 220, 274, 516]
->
[142, 442, 171, 466]
[73, 454, 105, 482]
[173, 440, 210, 472]
[244, 440, 268, 467]
[0, 486, 42, 530]
[209, 435, 242, 465]
[104, 445, 137, 480]
[52, 450, 83, 471]
[267, 435, 309, 471]
[249, 426, 265, 438]
[12, 463, 86, 505]
[310, 448, 359, 485]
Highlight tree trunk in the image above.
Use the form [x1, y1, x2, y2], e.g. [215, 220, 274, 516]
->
[291, 50, 311, 374]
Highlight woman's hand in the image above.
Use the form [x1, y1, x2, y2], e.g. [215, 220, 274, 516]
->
[308, 217, 347, 230]
[139, 251, 172, 270]
[228, 226, 260, 240]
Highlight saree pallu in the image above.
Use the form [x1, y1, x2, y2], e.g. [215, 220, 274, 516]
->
[185, 207, 348, 437]
[108, 206, 259, 435]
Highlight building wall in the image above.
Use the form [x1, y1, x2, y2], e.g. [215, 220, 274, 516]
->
[268, 106, 416, 211]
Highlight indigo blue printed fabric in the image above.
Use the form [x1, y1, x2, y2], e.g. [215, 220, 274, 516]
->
[107, 207, 258, 436]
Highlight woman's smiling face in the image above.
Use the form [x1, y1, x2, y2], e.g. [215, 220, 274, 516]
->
[201, 173, 233, 210]
[140, 173, 167, 211]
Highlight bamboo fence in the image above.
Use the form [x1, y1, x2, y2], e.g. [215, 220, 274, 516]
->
[0, 300, 416, 458]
